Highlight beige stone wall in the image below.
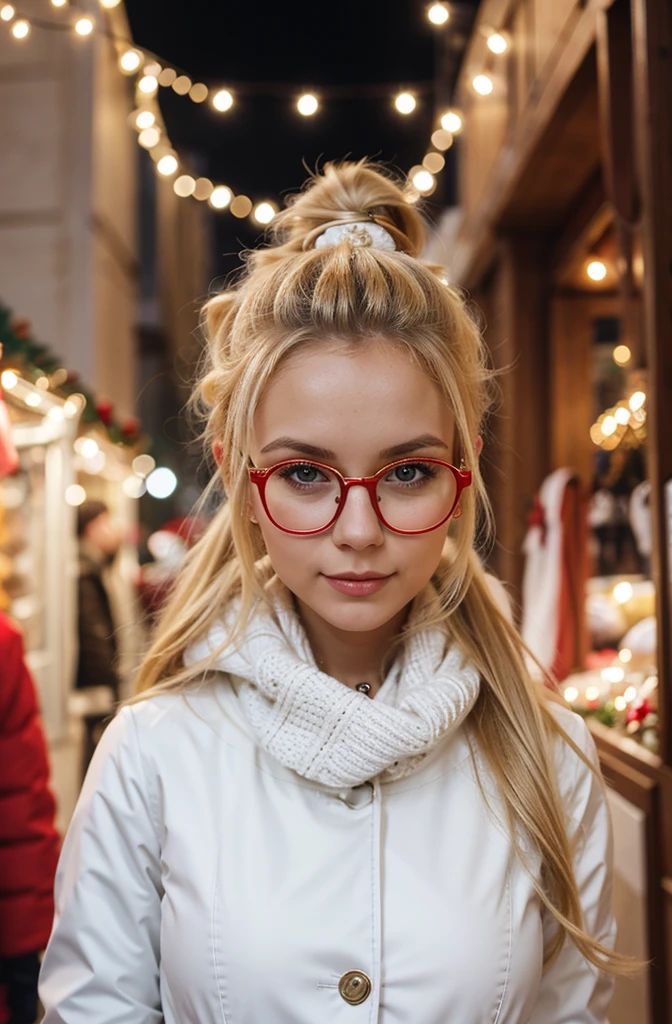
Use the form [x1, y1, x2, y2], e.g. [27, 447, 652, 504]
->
[0, 0, 137, 415]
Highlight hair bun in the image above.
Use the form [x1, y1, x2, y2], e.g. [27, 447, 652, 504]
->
[270, 161, 426, 258]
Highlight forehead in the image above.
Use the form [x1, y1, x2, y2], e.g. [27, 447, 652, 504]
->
[252, 339, 454, 457]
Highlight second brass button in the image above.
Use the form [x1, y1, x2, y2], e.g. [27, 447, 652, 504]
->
[338, 970, 372, 1005]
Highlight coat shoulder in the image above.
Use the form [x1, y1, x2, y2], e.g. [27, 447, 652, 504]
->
[113, 681, 242, 763]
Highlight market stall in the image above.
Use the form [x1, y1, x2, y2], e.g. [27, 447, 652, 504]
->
[443, 1, 672, 1020]
[0, 373, 79, 742]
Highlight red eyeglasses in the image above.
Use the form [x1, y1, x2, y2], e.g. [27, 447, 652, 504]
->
[248, 457, 472, 536]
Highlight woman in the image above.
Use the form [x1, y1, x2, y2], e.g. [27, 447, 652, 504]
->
[40, 162, 629, 1022]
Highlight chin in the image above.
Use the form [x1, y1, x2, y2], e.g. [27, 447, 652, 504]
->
[305, 589, 410, 634]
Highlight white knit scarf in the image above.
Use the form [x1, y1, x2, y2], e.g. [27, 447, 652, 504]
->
[184, 581, 481, 789]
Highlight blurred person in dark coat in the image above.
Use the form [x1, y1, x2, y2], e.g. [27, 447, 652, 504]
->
[0, 613, 60, 1024]
[75, 500, 122, 699]
[74, 501, 125, 779]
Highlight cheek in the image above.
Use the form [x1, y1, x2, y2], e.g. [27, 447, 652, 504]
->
[253, 513, 318, 580]
[398, 531, 447, 580]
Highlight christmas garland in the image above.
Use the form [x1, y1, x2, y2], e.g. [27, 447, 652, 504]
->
[0, 303, 142, 446]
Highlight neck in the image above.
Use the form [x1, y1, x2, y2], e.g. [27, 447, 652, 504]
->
[295, 597, 410, 694]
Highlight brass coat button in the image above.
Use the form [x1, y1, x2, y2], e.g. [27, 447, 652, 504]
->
[338, 970, 372, 1005]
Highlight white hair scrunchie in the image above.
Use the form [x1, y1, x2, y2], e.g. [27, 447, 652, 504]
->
[314, 221, 397, 252]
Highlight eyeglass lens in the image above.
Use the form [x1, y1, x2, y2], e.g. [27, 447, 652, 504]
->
[263, 461, 458, 532]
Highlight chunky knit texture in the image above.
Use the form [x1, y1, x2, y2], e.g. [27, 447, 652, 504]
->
[184, 581, 480, 788]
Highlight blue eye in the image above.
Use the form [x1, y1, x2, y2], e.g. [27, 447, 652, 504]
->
[276, 463, 331, 486]
[386, 462, 438, 485]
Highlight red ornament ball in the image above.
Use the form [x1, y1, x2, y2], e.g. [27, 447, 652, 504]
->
[96, 397, 114, 426]
[121, 416, 141, 437]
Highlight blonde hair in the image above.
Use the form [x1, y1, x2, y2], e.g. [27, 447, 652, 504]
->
[134, 160, 631, 975]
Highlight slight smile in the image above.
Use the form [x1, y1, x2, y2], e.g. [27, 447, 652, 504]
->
[322, 572, 395, 596]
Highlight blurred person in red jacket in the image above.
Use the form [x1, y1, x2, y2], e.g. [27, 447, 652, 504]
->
[0, 613, 60, 1024]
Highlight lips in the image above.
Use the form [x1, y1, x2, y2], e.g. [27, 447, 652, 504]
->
[322, 572, 394, 597]
[324, 572, 392, 581]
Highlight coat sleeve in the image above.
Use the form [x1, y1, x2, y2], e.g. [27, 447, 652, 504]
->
[527, 710, 616, 1024]
[38, 706, 163, 1023]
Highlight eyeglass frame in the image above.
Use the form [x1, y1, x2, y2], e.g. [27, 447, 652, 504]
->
[248, 457, 472, 536]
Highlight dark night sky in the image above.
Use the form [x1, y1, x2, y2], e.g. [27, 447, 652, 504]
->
[124, 0, 479, 276]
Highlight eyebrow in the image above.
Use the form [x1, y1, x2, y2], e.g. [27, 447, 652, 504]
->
[258, 434, 450, 460]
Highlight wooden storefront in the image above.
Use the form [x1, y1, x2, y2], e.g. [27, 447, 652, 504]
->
[445, 1, 672, 1021]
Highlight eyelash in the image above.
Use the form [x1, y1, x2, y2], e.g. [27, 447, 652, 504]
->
[276, 461, 440, 483]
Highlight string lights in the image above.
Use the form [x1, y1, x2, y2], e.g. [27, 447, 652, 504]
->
[1, 2, 513, 226]
[586, 259, 607, 281]
[427, 3, 449, 27]
[296, 93, 319, 116]
[395, 92, 417, 115]
[486, 32, 508, 54]
[472, 73, 493, 95]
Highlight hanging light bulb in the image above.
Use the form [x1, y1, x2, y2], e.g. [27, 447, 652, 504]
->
[74, 17, 94, 36]
[138, 126, 161, 149]
[157, 154, 178, 176]
[172, 75, 192, 96]
[297, 93, 318, 116]
[629, 390, 646, 411]
[158, 67, 177, 87]
[487, 32, 508, 54]
[230, 195, 253, 218]
[123, 475, 146, 498]
[253, 201, 277, 225]
[213, 89, 234, 112]
[119, 49, 142, 73]
[0, 4, 15, 20]
[173, 175, 196, 198]
[614, 581, 634, 604]
[427, 3, 449, 25]
[411, 168, 435, 194]
[138, 75, 158, 94]
[395, 92, 416, 115]
[586, 259, 607, 281]
[65, 485, 87, 507]
[51, 0, 67, 6]
[613, 344, 631, 366]
[422, 152, 445, 174]
[134, 110, 155, 130]
[146, 467, 177, 499]
[193, 178, 214, 201]
[440, 110, 462, 133]
[132, 454, 155, 478]
[472, 74, 493, 95]
[11, 19, 30, 38]
[431, 128, 453, 150]
[189, 83, 208, 103]
[210, 186, 232, 210]
[100, 0, 122, 7]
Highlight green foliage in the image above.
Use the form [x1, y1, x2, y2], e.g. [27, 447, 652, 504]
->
[0, 303, 142, 447]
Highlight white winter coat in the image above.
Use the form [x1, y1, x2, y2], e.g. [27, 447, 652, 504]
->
[39, 678, 615, 1023]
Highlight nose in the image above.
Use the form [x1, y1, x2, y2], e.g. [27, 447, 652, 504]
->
[331, 482, 384, 549]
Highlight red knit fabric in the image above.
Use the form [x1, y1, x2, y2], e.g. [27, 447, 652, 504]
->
[0, 614, 60, 961]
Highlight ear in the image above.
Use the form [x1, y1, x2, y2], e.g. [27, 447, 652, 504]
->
[475, 435, 484, 459]
[453, 505, 463, 520]
[212, 442, 223, 466]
